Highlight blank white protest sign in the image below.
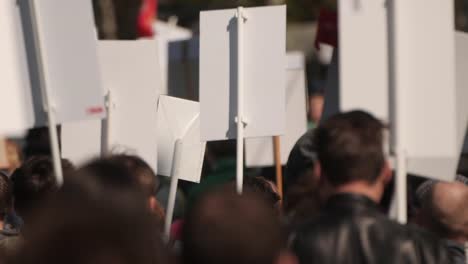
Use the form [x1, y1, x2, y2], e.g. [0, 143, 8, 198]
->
[455, 32, 468, 155]
[245, 52, 308, 167]
[157, 96, 206, 183]
[199, 5, 286, 141]
[0, 0, 105, 134]
[62, 41, 160, 171]
[339, 0, 388, 122]
[338, 0, 459, 181]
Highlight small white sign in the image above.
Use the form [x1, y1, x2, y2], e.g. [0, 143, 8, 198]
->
[62, 41, 160, 171]
[157, 96, 205, 183]
[199, 5, 286, 141]
[245, 52, 308, 167]
[0, 0, 105, 134]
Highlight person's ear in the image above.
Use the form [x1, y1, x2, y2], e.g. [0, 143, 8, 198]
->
[314, 162, 322, 184]
[381, 160, 392, 185]
[276, 251, 298, 264]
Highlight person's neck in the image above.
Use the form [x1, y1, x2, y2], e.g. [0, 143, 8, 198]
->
[332, 181, 383, 203]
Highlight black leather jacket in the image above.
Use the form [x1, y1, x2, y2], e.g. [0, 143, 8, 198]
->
[291, 193, 451, 264]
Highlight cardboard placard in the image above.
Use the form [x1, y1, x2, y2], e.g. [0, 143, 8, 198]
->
[335, 0, 459, 181]
[0, 0, 105, 135]
[62, 41, 160, 171]
[157, 96, 205, 182]
[199, 5, 286, 141]
[245, 52, 308, 167]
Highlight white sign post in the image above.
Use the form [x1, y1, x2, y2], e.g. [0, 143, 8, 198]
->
[62, 41, 160, 172]
[157, 95, 205, 237]
[337, 0, 461, 223]
[200, 5, 286, 194]
[1, 0, 106, 184]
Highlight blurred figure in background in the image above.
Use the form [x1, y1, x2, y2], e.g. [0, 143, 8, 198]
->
[291, 111, 450, 264]
[0, 172, 17, 251]
[182, 186, 297, 264]
[284, 129, 321, 227]
[10, 156, 74, 229]
[418, 181, 468, 264]
[8, 159, 170, 264]
[243, 176, 281, 211]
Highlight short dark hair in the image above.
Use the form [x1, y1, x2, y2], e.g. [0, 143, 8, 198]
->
[183, 186, 284, 264]
[0, 172, 13, 219]
[11, 156, 74, 219]
[314, 110, 385, 186]
[243, 176, 280, 207]
[109, 155, 158, 197]
[8, 168, 169, 264]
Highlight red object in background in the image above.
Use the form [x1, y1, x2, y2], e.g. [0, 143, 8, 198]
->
[315, 8, 338, 49]
[138, 0, 157, 38]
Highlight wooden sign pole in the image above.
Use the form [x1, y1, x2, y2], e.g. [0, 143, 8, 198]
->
[272, 136, 283, 199]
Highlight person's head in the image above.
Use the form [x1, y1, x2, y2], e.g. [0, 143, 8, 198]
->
[0, 172, 13, 224]
[109, 155, 164, 220]
[9, 168, 170, 264]
[314, 110, 391, 201]
[183, 186, 296, 264]
[243, 176, 281, 208]
[421, 181, 468, 243]
[10, 156, 74, 222]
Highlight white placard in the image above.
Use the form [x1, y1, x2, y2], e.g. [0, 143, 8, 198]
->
[62, 41, 160, 171]
[455, 32, 468, 155]
[0, 0, 105, 135]
[337, 0, 459, 181]
[339, 0, 388, 122]
[157, 96, 205, 182]
[199, 5, 286, 141]
[245, 52, 308, 167]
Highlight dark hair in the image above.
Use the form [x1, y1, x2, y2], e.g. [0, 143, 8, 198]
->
[243, 176, 280, 207]
[314, 110, 385, 186]
[109, 155, 158, 197]
[183, 186, 284, 264]
[9, 169, 170, 264]
[10, 156, 74, 219]
[0, 173, 13, 219]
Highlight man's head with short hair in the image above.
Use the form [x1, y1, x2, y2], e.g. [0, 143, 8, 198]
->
[109, 155, 158, 197]
[108, 155, 164, 221]
[0, 173, 13, 222]
[315, 111, 386, 186]
[10, 156, 74, 221]
[314, 111, 390, 202]
[183, 186, 295, 264]
[422, 181, 468, 243]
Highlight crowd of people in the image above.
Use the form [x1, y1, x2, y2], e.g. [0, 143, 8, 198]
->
[0, 110, 466, 263]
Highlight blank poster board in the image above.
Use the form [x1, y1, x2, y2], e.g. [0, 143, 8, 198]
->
[337, 0, 459, 181]
[245, 52, 308, 167]
[62, 41, 160, 171]
[157, 96, 206, 183]
[455, 32, 468, 154]
[200, 5, 286, 141]
[0, 0, 105, 135]
[338, 0, 388, 122]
